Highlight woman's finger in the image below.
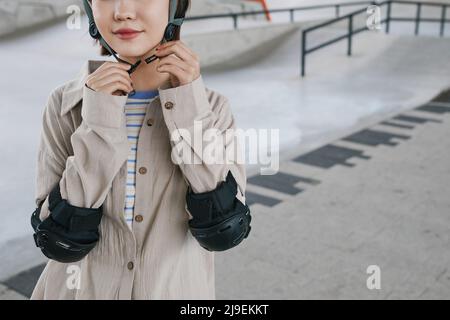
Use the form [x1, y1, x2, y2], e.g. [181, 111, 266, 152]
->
[173, 40, 200, 61]
[98, 81, 132, 96]
[158, 55, 193, 73]
[90, 73, 133, 92]
[97, 61, 132, 72]
[95, 67, 132, 84]
[86, 65, 133, 93]
[159, 40, 198, 61]
[157, 64, 189, 84]
[90, 73, 133, 90]
[91, 72, 132, 87]
[156, 42, 196, 65]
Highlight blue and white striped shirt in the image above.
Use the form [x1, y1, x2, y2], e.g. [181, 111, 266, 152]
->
[123, 89, 159, 230]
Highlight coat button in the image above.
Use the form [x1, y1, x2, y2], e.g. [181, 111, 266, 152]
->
[138, 167, 147, 175]
[127, 261, 134, 270]
[164, 101, 174, 110]
[135, 215, 143, 223]
[147, 118, 154, 126]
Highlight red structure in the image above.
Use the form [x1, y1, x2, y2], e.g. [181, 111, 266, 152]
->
[248, 0, 272, 21]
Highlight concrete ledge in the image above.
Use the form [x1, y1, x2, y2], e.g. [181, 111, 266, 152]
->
[0, 0, 82, 37]
[185, 20, 328, 70]
[190, 0, 264, 17]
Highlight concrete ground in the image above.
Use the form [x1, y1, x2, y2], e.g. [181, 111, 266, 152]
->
[215, 91, 450, 299]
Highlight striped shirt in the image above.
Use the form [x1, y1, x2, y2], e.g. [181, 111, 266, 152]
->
[123, 89, 159, 230]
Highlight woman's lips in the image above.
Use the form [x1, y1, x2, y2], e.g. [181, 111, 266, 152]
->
[113, 29, 143, 40]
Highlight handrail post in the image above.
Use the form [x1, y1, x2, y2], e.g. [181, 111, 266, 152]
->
[301, 30, 306, 77]
[290, 9, 294, 23]
[348, 14, 353, 56]
[232, 14, 238, 30]
[440, 5, 447, 37]
[386, 0, 392, 34]
[415, 3, 422, 36]
[335, 5, 340, 18]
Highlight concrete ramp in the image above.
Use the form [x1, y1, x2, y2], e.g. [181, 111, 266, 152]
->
[188, 23, 301, 70]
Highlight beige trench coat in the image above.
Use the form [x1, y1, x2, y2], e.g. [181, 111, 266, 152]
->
[30, 60, 247, 300]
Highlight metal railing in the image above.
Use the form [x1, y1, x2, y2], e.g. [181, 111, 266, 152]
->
[185, 1, 376, 29]
[301, 0, 450, 77]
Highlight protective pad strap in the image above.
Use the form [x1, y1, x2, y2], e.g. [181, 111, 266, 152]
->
[48, 183, 102, 232]
[186, 170, 238, 223]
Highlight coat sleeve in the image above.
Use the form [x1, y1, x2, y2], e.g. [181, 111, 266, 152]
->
[35, 85, 130, 221]
[158, 75, 247, 205]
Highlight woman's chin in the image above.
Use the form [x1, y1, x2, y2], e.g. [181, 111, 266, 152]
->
[118, 49, 161, 63]
[114, 48, 148, 60]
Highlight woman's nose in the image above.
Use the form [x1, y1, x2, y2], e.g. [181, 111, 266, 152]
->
[114, 0, 137, 21]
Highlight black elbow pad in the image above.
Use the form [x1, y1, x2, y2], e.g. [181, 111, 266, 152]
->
[31, 183, 103, 263]
[186, 170, 252, 252]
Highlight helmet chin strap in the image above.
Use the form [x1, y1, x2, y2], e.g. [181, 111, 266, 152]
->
[83, 0, 185, 75]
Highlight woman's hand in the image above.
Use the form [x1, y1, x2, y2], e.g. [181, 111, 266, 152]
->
[85, 62, 134, 96]
[155, 40, 201, 88]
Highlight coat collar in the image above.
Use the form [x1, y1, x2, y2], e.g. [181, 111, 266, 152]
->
[60, 60, 103, 116]
[60, 60, 171, 116]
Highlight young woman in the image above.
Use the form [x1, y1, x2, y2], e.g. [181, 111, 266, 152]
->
[30, 0, 249, 300]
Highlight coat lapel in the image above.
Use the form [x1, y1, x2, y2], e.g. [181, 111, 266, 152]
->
[60, 60, 106, 116]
